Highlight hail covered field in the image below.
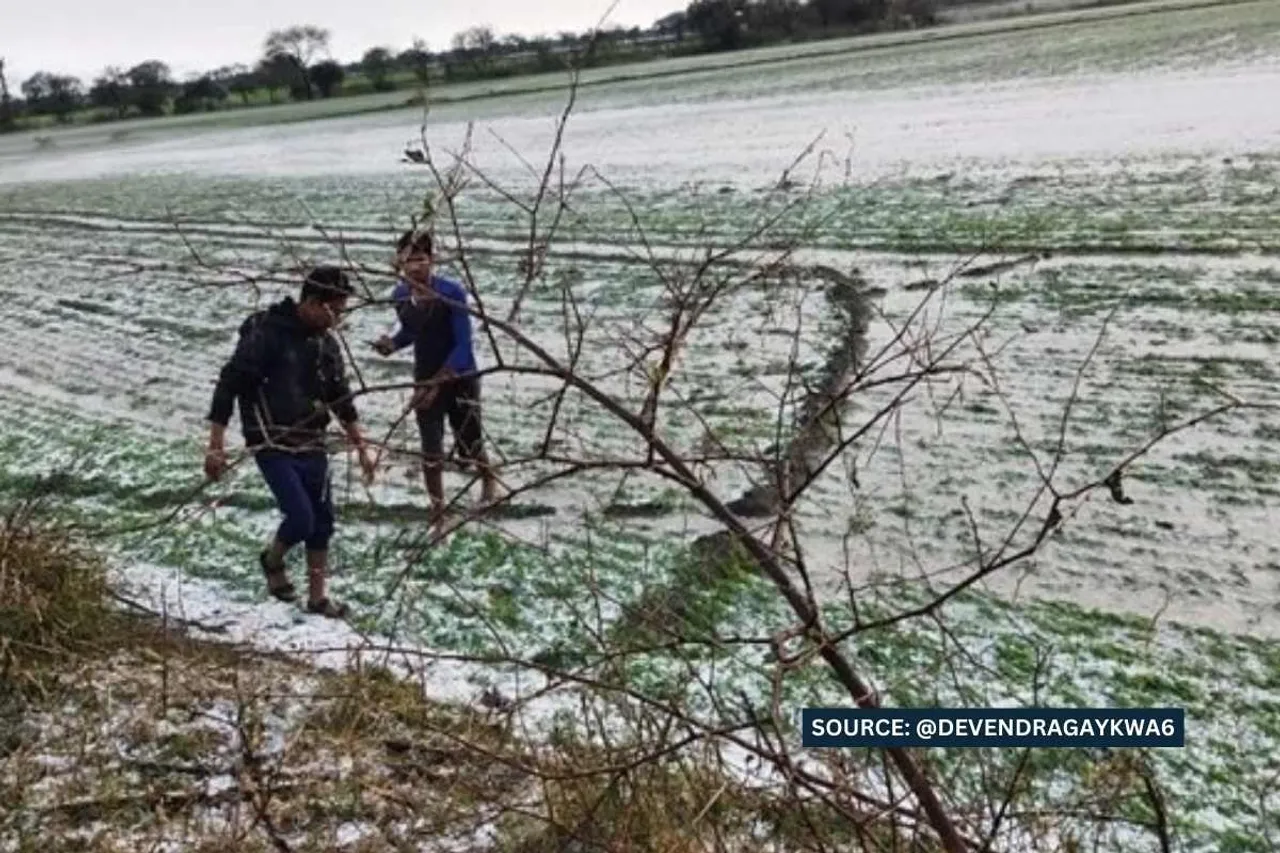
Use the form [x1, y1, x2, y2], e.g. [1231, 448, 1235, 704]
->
[2, 1, 1280, 845]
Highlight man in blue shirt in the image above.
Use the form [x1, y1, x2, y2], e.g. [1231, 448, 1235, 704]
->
[373, 230, 500, 529]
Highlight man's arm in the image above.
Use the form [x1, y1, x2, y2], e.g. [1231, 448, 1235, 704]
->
[389, 323, 414, 352]
[340, 418, 371, 459]
[205, 318, 268, 479]
[324, 343, 376, 482]
[208, 319, 269, 430]
[378, 281, 414, 353]
[323, 339, 361, 427]
[340, 416, 377, 484]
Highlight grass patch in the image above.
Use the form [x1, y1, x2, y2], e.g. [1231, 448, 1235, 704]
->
[0, 499, 113, 692]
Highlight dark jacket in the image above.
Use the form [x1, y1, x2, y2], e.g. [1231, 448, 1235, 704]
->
[387, 276, 477, 381]
[207, 298, 359, 450]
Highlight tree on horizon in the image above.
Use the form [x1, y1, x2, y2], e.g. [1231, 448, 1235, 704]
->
[264, 25, 331, 101]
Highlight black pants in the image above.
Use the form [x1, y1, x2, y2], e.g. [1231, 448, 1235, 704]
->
[255, 450, 334, 551]
[415, 376, 485, 468]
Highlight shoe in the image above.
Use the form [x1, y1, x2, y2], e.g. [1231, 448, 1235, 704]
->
[259, 551, 297, 602]
[306, 597, 350, 619]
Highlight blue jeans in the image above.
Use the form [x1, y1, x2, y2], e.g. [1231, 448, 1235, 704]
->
[255, 450, 334, 552]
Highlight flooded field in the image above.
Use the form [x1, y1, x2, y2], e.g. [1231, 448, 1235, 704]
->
[2, 1, 1279, 847]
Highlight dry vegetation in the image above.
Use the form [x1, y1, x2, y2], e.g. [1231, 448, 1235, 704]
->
[1, 502, 969, 853]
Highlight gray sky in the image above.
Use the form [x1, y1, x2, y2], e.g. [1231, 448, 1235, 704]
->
[2, 0, 684, 87]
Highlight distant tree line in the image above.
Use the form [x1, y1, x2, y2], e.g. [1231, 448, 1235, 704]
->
[0, 0, 943, 131]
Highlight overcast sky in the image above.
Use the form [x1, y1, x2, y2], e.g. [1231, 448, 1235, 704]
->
[2, 0, 685, 86]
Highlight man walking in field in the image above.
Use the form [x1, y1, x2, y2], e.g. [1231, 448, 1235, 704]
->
[204, 265, 376, 619]
[373, 230, 501, 532]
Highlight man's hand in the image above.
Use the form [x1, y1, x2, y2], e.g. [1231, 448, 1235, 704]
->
[371, 336, 396, 357]
[204, 445, 228, 482]
[410, 384, 438, 413]
[205, 424, 229, 482]
[341, 421, 377, 486]
[357, 445, 377, 486]
[411, 369, 454, 412]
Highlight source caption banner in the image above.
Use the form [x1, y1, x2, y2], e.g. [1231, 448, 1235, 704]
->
[801, 707, 1185, 748]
